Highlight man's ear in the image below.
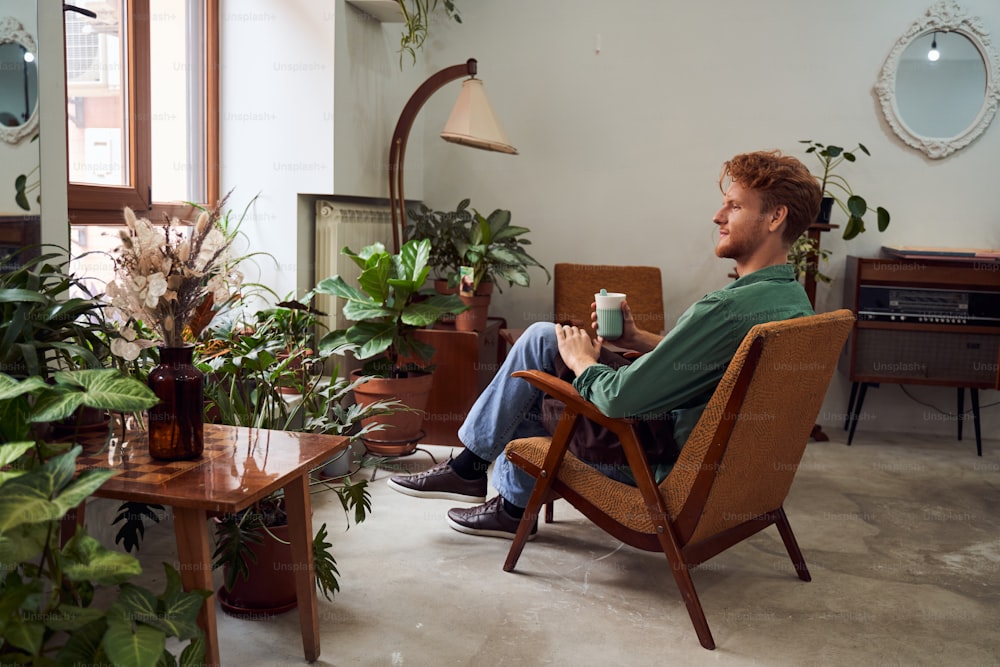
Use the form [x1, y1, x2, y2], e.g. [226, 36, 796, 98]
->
[768, 205, 788, 233]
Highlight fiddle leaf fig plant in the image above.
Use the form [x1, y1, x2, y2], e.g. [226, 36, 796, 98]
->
[799, 140, 891, 240]
[316, 239, 467, 378]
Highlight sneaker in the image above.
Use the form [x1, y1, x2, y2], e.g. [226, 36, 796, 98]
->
[387, 461, 487, 503]
[446, 496, 538, 540]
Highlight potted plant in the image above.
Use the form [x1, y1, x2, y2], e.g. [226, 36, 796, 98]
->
[195, 292, 400, 615]
[0, 369, 209, 665]
[791, 140, 893, 286]
[315, 238, 467, 455]
[405, 198, 473, 293]
[799, 140, 891, 240]
[110, 304, 399, 617]
[452, 207, 551, 331]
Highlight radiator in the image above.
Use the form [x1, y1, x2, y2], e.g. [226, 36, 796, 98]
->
[314, 200, 393, 335]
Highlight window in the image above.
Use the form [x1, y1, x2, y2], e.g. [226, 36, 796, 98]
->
[66, 0, 219, 226]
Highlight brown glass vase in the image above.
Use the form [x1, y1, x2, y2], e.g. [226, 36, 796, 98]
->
[147, 345, 204, 460]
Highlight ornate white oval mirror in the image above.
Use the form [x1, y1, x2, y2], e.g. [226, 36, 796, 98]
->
[874, 1, 1000, 159]
[0, 16, 39, 145]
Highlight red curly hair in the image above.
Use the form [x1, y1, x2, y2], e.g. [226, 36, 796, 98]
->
[720, 151, 822, 244]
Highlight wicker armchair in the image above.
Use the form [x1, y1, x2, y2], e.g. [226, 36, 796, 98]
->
[502, 309, 855, 650]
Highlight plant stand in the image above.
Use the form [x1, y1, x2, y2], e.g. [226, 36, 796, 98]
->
[802, 221, 838, 443]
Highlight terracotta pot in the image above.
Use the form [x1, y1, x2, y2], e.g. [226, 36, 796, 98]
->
[350, 369, 433, 456]
[276, 348, 313, 395]
[455, 293, 491, 332]
[218, 521, 298, 617]
[434, 278, 457, 295]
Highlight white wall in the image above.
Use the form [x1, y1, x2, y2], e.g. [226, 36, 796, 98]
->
[412, 0, 1000, 437]
[219, 0, 428, 299]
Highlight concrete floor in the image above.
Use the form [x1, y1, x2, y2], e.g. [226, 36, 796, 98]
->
[116, 429, 1000, 667]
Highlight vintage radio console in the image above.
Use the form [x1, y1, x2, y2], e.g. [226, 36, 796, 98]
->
[857, 285, 1000, 326]
[843, 255, 1000, 456]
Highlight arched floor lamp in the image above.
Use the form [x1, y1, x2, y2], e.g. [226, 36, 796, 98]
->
[388, 58, 517, 253]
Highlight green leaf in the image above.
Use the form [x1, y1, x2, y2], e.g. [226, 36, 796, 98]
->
[357, 254, 392, 304]
[843, 216, 863, 240]
[0, 473, 63, 533]
[846, 195, 867, 217]
[0, 373, 48, 401]
[0, 520, 49, 565]
[0, 441, 34, 468]
[103, 614, 166, 667]
[61, 531, 143, 585]
[113, 583, 159, 627]
[154, 565, 211, 639]
[28, 389, 86, 424]
[313, 275, 368, 303]
[0, 287, 48, 304]
[44, 604, 106, 632]
[3, 615, 45, 655]
[877, 206, 890, 232]
[313, 522, 340, 601]
[342, 301, 393, 323]
[51, 369, 159, 412]
[56, 618, 110, 665]
[179, 634, 207, 666]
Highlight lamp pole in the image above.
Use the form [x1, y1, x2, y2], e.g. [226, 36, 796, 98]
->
[388, 58, 479, 253]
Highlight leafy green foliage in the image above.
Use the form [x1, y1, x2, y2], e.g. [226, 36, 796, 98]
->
[799, 140, 891, 240]
[316, 239, 467, 377]
[405, 198, 473, 281]
[396, 0, 461, 68]
[457, 207, 551, 293]
[0, 250, 116, 380]
[0, 371, 206, 664]
[211, 476, 372, 601]
[407, 199, 550, 294]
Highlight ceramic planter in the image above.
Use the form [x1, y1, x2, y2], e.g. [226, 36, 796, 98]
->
[350, 369, 433, 456]
[217, 521, 298, 617]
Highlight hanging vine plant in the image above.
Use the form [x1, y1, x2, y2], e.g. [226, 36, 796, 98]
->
[397, 0, 461, 67]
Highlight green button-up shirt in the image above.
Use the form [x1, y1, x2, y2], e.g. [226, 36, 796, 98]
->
[573, 264, 814, 478]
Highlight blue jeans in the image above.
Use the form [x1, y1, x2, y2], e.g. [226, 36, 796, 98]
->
[457, 322, 630, 507]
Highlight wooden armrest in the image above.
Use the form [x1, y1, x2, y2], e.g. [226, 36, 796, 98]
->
[511, 369, 636, 435]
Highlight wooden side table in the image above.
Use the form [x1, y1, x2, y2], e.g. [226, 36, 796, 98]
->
[413, 317, 507, 446]
[71, 424, 350, 666]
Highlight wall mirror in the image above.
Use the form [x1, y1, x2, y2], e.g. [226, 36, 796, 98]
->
[0, 16, 39, 145]
[875, 1, 1000, 159]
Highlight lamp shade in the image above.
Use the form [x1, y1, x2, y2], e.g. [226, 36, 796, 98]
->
[440, 78, 518, 154]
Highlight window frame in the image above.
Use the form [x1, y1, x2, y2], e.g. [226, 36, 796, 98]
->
[67, 0, 219, 225]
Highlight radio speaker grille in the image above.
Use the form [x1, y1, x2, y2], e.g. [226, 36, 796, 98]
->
[854, 329, 1000, 386]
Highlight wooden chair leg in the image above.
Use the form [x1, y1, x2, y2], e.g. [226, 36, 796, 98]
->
[504, 490, 549, 572]
[664, 555, 716, 650]
[545, 499, 554, 523]
[774, 507, 811, 582]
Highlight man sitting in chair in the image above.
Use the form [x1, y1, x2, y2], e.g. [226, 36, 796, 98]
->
[388, 150, 822, 539]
